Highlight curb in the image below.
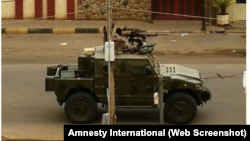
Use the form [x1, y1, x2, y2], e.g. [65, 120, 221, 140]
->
[0, 28, 197, 34]
[2, 27, 103, 34]
[1, 27, 146, 34]
[1, 27, 246, 34]
[227, 30, 246, 33]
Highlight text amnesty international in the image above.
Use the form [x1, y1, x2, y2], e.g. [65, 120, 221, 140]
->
[68, 129, 247, 138]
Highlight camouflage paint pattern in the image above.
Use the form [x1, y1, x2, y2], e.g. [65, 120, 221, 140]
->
[45, 52, 210, 107]
[54, 79, 94, 102]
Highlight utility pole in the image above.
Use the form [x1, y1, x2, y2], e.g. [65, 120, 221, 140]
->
[107, 0, 116, 125]
[159, 75, 164, 125]
[201, 0, 206, 31]
[209, 0, 212, 25]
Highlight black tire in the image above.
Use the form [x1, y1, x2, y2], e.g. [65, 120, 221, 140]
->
[65, 92, 97, 124]
[164, 93, 197, 124]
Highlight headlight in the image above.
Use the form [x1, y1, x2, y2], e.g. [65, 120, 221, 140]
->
[195, 84, 202, 90]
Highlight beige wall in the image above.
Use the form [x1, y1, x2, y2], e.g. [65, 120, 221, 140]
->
[214, 0, 246, 21]
[1, 0, 15, 19]
[75, 0, 78, 20]
[227, 4, 246, 21]
[55, 0, 67, 19]
[23, 0, 35, 19]
[1, 0, 246, 21]
[43, 0, 47, 19]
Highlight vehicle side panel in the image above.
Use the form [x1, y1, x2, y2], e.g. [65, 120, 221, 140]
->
[54, 79, 94, 102]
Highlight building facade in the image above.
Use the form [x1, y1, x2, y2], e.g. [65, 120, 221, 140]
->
[1, 0, 246, 22]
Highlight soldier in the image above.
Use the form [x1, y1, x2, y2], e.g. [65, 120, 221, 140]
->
[112, 27, 137, 54]
[112, 28, 127, 54]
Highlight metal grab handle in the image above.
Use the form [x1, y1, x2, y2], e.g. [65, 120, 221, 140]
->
[55, 67, 61, 78]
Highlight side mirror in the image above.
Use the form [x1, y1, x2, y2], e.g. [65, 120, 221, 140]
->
[145, 66, 152, 76]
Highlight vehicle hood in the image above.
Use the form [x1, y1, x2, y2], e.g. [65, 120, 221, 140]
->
[159, 64, 203, 84]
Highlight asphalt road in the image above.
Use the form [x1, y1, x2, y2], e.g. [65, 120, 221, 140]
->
[1, 34, 247, 140]
[1, 62, 246, 140]
[1, 33, 246, 65]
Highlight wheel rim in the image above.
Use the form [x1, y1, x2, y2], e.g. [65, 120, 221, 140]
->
[172, 102, 189, 116]
[73, 101, 88, 116]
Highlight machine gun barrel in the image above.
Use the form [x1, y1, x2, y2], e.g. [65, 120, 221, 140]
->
[140, 32, 167, 37]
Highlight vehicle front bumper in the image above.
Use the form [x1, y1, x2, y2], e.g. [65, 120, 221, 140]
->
[201, 87, 211, 103]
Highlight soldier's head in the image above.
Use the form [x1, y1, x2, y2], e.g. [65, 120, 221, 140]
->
[116, 28, 122, 36]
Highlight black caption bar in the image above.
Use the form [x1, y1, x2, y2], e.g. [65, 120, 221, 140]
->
[64, 125, 249, 140]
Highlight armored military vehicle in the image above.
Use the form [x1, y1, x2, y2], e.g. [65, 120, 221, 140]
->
[45, 29, 211, 124]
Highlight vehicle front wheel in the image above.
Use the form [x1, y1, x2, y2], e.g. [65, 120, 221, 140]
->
[164, 93, 197, 124]
[65, 92, 97, 124]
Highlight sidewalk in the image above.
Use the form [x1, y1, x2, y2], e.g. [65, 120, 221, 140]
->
[1, 19, 246, 34]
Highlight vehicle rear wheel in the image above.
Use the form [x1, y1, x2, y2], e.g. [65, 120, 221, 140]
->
[164, 93, 197, 124]
[65, 92, 97, 124]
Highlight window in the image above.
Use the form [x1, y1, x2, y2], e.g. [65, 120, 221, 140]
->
[103, 65, 108, 73]
[236, 0, 246, 3]
[101, 61, 122, 74]
[99, 61, 108, 73]
[128, 61, 149, 74]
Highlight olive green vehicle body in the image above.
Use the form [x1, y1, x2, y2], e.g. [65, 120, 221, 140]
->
[45, 46, 211, 108]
